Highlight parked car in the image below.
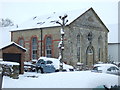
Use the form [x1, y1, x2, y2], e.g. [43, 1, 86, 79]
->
[36, 59, 56, 73]
[91, 63, 120, 76]
[36, 57, 74, 73]
[24, 62, 36, 72]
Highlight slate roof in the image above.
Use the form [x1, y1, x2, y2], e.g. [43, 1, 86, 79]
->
[11, 8, 90, 31]
[11, 7, 109, 33]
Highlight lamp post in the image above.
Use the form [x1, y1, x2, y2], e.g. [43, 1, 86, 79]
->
[56, 14, 68, 71]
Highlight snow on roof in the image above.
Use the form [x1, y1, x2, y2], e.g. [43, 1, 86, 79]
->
[11, 8, 89, 31]
[94, 63, 119, 73]
[38, 57, 73, 70]
[24, 62, 33, 65]
[0, 61, 19, 66]
[1, 42, 27, 51]
[94, 63, 118, 68]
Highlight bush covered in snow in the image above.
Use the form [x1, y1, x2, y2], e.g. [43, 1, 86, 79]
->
[0, 61, 19, 79]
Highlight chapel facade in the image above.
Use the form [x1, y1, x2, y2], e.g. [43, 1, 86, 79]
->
[11, 8, 109, 67]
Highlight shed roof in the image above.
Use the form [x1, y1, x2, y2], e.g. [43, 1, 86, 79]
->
[2, 42, 27, 52]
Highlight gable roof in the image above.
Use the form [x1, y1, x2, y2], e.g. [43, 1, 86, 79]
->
[69, 8, 109, 32]
[1, 42, 27, 52]
[11, 7, 108, 32]
[90, 8, 109, 32]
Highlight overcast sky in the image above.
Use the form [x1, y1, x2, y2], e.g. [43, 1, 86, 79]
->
[0, 0, 119, 43]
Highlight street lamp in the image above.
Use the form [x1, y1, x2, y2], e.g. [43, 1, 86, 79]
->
[56, 14, 68, 71]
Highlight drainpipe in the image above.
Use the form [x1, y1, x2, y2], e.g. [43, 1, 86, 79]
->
[40, 28, 43, 56]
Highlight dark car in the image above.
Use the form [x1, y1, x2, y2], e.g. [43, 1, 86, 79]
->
[24, 62, 36, 72]
[36, 59, 56, 73]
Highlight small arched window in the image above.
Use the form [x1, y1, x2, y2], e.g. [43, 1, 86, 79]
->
[46, 37, 52, 57]
[32, 37, 38, 60]
[18, 38, 24, 47]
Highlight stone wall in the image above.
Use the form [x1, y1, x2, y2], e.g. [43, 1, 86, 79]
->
[62, 9, 108, 67]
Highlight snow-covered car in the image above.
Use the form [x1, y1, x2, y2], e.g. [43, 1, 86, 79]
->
[24, 62, 36, 72]
[36, 57, 74, 73]
[91, 63, 120, 76]
[36, 59, 56, 73]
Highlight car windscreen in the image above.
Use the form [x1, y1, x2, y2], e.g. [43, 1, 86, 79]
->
[46, 60, 53, 64]
[107, 67, 119, 71]
[93, 66, 100, 70]
[37, 59, 44, 63]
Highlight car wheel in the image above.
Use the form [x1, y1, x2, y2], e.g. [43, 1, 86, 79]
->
[37, 69, 41, 73]
[37, 68, 44, 73]
[55, 69, 59, 72]
[62, 69, 67, 72]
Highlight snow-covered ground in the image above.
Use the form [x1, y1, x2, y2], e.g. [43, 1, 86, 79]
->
[2, 71, 119, 88]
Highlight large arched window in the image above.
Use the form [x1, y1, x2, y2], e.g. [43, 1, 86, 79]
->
[18, 38, 24, 47]
[77, 35, 80, 62]
[31, 37, 38, 60]
[46, 37, 52, 57]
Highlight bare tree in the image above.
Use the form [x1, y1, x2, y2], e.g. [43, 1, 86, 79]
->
[0, 18, 14, 27]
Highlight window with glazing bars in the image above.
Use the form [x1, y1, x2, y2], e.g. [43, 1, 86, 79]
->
[32, 37, 37, 59]
[46, 37, 52, 57]
[18, 39, 24, 47]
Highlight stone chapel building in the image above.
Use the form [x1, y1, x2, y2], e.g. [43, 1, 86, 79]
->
[11, 8, 109, 67]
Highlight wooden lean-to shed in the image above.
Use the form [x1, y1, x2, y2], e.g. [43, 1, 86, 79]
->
[1, 42, 27, 74]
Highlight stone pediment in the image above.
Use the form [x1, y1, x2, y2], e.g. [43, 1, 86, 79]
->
[70, 8, 109, 32]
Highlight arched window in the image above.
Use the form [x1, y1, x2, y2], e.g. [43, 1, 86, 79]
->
[32, 37, 38, 60]
[98, 36, 103, 61]
[18, 38, 24, 47]
[77, 35, 80, 62]
[46, 37, 52, 57]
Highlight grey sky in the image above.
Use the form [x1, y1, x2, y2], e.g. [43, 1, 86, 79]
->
[0, 0, 119, 43]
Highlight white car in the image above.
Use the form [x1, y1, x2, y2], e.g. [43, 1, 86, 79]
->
[37, 57, 74, 72]
[91, 63, 120, 76]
